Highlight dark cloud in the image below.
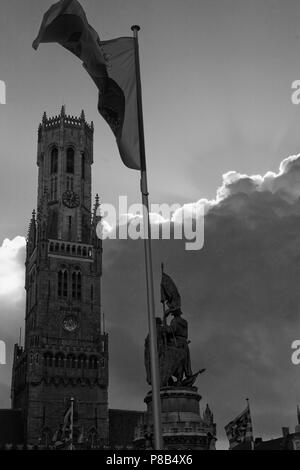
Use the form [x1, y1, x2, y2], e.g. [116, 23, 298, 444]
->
[103, 155, 300, 448]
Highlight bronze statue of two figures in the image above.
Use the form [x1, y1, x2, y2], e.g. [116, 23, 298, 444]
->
[145, 269, 205, 388]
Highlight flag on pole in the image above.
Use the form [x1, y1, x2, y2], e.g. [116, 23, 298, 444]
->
[33, 0, 140, 170]
[225, 404, 253, 449]
[161, 270, 181, 313]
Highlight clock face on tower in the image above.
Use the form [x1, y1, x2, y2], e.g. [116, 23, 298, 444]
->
[62, 190, 80, 208]
[62, 316, 78, 332]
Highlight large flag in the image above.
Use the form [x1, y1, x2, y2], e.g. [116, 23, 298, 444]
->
[33, 0, 140, 170]
[225, 404, 253, 449]
[161, 271, 181, 313]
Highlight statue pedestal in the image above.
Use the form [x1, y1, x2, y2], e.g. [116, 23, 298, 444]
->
[134, 386, 216, 450]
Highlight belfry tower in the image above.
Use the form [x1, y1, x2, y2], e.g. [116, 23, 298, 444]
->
[11, 106, 108, 447]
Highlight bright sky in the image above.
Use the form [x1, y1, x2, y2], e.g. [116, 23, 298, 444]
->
[1, 0, 300, 241]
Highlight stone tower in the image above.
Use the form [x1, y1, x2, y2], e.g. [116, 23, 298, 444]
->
[11, 106, 108, 448]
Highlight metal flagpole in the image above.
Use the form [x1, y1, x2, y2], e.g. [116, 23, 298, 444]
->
[70, 397, 74, 450]
[161, 263, 167, 327]
[131, 25, 163, 450]
[246, 398, 254, 450]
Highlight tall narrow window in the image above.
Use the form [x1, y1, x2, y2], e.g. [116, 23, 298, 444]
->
[66, 147, 75, 174]
[66, 177, 74, 191]
[50, 176, 58, 201]
[72, 272, 76, 299]
[63, 271, 68, 297]
[72, 269, 81, 300]
[77, 272, 81, 300]
[51, 148, 58, 174]
[81, 153, 85, 180]
[58, 269, 68, 298]
[58, 270, 62, 297]
[54, 177, 57, 199]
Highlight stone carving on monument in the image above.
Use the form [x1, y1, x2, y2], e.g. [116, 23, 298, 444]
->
[135, 266, 217, 450]
[145, 266, 205, 388]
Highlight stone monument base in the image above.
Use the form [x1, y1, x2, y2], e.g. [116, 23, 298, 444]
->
[134, 386, 216, 450]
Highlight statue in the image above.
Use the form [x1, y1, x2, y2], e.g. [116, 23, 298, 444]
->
[145, 266, 205, 388]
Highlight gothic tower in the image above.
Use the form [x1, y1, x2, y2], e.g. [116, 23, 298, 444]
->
[11, 106, 108, 448]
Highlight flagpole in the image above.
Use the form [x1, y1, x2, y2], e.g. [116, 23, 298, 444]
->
[246, 398, 254, 450]
[131, 25, 163, 450]
[70, 397, 74, 450]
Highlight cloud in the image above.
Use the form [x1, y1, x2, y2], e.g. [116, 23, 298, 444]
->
[0, 236, 26, 409]
[216, 153, 300, 204]
[0, 237, 26, 300]
[102, 155, 300, 447]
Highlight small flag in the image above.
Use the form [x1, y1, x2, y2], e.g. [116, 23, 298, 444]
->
[33, 0, 140, 170]
[225, 404, 253, 449]
[161, 270, 181, 313]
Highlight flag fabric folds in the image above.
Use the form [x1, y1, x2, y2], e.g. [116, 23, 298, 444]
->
[161, 271, 181, 312]
[225, 404, 253, 449]
[33, 0, 141, 170]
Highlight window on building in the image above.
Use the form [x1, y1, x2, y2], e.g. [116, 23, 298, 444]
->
[81, 152, 85, 180]
[72, 269, 81, 300]
[66, 147, 75, 174]
[50, 176, 58, 201]
[58, 270, 62, 297]
[58, 269, 68, 298]
[68, 216, 72, 236]
[50, 147, 58, 174]
[63, 270, 68, 297]
[67, 176, 74, 191]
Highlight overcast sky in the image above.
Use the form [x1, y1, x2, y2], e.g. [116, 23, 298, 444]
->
[1, 0, 300, 449]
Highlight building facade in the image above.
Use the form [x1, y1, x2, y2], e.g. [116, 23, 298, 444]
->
[11, 107, 108, 447]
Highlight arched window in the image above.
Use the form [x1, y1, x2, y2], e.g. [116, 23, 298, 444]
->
[72, 269, 81, 300]
[66, 147, 75, 174]
[58, 269, 68, 298]
[51, 147, 58, 174]
[58, 270, 62, 297]
[67, 176, 74, 191]
[81, 152, 85, 180]
[63, 270, 68, 297]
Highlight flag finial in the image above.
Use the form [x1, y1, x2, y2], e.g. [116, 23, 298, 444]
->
[131, 25, 141, 32]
